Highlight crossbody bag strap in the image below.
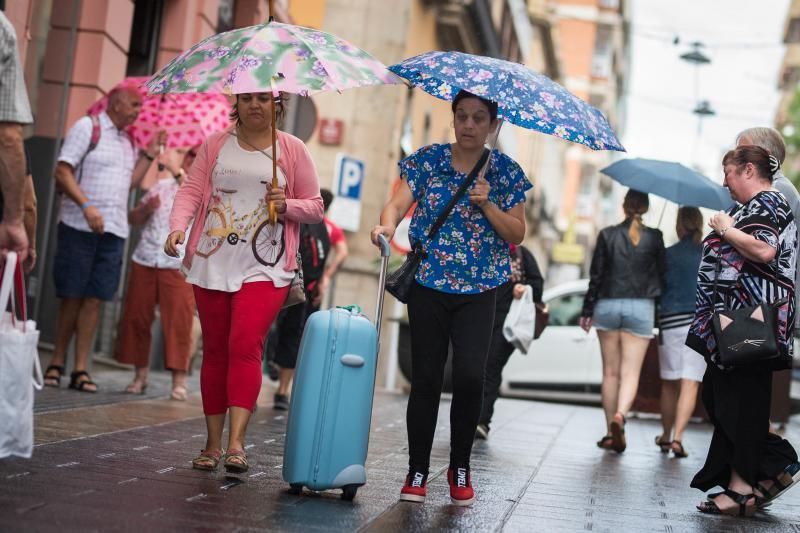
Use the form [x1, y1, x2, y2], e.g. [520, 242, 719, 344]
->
[423, 148, 490, 245]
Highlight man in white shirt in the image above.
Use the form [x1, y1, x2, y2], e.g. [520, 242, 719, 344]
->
[43, 86, 164, 392]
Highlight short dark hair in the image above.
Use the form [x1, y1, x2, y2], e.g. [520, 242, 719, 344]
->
[320, 188, 333, 212]
[451, 90, 498, 122]
[229, 92, 289, 127]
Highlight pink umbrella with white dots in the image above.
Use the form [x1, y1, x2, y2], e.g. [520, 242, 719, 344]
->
[87, 76, 232, 150]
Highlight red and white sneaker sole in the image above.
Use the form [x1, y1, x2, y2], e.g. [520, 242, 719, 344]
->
[400, 493, 426, 503]
[450, 495, 475, 506]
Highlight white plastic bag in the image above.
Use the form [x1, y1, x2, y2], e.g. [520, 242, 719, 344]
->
[0, 252, 42, 459]
[502, 285, 536, 354]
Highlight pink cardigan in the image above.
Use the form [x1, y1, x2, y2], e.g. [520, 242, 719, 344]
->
[169, 129, 323, 272]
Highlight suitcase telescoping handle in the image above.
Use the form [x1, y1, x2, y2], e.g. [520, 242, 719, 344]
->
[375, 234, 391, 340]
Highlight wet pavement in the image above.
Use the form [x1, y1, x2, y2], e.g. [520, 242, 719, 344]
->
[2, 367, 800, 532]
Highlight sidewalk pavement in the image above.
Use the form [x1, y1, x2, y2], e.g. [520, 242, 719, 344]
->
[2, 367, 800, 532]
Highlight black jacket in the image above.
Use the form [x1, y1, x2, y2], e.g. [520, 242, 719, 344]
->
[581, 219, 665, 318]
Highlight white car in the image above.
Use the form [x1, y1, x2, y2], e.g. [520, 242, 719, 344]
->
[500, 279, 603, 403]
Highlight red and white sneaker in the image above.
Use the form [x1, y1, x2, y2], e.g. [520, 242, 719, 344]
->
[400, 470, 427, 503]
[448, 467, 475, 506]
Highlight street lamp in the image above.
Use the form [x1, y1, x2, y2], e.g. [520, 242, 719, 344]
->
[693, 100, 716, 117]
[679, 42, 713, 139]
[680, 42, 711, 65]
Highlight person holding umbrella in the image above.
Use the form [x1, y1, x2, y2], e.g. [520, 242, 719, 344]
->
[164, 92, 323, 473]
[371, 90, 532, 506]
[580, 189, 665, 453]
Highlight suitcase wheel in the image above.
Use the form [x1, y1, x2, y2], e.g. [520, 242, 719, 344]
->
[288, 484, 303, 495]
[341, 485, 358, 501]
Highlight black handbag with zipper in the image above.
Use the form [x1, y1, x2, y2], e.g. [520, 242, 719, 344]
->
[385, 148, 490, 303]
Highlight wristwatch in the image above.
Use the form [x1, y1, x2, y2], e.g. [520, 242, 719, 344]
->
[719, 226, 730, 237]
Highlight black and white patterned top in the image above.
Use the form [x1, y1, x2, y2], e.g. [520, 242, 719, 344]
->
[686, 190, 797, 370]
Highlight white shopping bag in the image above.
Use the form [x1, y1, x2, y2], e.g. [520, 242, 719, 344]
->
[502, 285, 536, 354]
[0, 252, 42, 459]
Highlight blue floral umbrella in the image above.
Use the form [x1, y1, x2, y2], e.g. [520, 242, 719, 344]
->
[388, 51, 625, 152]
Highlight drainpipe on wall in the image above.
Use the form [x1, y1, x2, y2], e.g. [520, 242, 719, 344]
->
[32, 0, 81, 324]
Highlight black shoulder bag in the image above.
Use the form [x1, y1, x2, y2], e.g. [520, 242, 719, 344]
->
[710, 251, 788, 368]
[385, 148, 490, 303]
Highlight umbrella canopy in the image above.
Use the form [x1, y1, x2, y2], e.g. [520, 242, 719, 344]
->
[145, 21, 401, 96]
[600, 158, 734, 211]
[88, 77, 231, 150]
[388, 51, 624, 152]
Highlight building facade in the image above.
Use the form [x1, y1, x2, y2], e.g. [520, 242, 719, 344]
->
[3, 0, 625, 388]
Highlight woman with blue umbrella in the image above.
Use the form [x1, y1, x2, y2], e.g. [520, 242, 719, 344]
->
[371, 90, 531, 506]
[375, 50, 622, 506]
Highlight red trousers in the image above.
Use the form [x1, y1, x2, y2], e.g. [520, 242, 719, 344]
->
[193, 281, 288, 415]
[116, 263, 195, 371]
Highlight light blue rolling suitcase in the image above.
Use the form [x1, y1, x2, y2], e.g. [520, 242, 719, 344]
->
[282, 235, 390, 501]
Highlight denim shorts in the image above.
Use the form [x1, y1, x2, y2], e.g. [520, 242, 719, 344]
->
[593, 298, 655, 338]
[53, 222, 125, 301]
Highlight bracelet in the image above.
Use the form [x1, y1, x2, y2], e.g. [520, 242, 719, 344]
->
[81, 200, 94, 210]
[140, 151, 155, 161]
[719, 226, 731, 237]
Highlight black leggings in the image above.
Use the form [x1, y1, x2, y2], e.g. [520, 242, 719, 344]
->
[406, 282, 496, 472]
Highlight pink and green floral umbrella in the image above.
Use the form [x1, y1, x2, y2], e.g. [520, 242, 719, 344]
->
[88, 77, 231, 150]
[145, 19, 400, 223]
[145, 21, 401, 96]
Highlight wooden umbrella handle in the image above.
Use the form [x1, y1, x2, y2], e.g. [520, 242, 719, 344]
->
[268, 93, 278, 225]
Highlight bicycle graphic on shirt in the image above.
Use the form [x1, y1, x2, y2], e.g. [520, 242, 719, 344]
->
[194, 183, 285, 266]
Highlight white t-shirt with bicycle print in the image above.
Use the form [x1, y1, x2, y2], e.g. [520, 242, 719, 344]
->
[185, 135, 294, 292]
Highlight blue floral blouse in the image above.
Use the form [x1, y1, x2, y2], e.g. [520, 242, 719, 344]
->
[401, 143, 532, 294]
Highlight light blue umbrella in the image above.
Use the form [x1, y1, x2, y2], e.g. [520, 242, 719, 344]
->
[388, 51, 624, 152]
[600, 158, 733, 210]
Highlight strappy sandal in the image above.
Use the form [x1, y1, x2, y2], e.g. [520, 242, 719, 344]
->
[609, 412, 626, 453]
[671, 440, 688, 458]
[697, 488, 757, 517]
[170, 385, 188, 401]
[192, 449, 223, 471]
[655, 435, 671, 454]
[68, 370, 97, 393]
[43, 365, 64, 388]
[756, 462, 800, 504]
[223, 449, 249, 473]
[125, 380, 147, 395]
[707, 491, 772, 509]
[596, 435, 614, 449]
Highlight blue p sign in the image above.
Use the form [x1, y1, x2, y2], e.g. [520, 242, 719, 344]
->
[336, 156, 364, 200]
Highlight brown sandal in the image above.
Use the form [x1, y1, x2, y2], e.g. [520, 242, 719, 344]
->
[596, 435, 614, 449]
[671, 440, 688, 458]
[224, 449, 249, 473]
[610, 412, 626, 453]
[192, 449, 223, 471]
[655, 435, 672, 453]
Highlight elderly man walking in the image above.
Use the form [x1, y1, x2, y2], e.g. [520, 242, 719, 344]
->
[0, 11, 33, 266]
[42, 85, 164, 392]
